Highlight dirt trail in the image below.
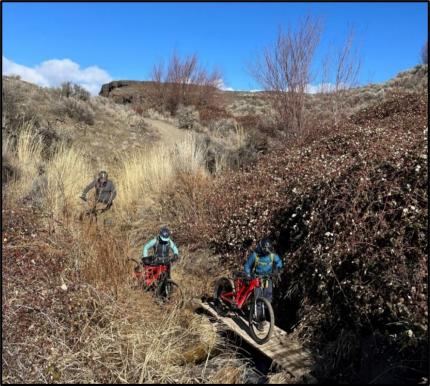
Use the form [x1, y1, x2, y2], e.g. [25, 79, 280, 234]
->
[144, 117, 191, 148]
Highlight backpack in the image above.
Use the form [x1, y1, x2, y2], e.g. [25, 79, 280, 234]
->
[153, 237, 170, 258]
[253, 253, 275, 272]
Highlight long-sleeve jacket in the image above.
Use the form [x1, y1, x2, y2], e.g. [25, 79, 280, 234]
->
[82, 178, 117, 204]
[244, 250, 283, 276]
[142, 237, 179, 258]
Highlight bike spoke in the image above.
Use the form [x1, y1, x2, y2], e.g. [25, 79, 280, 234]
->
[248, 297, 274, 344]
[163, 281, 184, 308]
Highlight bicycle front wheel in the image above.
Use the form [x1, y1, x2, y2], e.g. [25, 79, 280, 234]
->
[163, 280, 184, 308]
[248, 296, 274, 344]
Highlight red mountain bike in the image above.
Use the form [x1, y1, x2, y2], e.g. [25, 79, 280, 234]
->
[214, 271, 275, 344]
[129, 255, 184, 307]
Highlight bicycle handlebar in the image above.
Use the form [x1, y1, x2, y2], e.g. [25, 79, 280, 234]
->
[128, 256, 140, 265]
[236, 272, 282, 285]
[128, 255, 177, 266]
[240, 272, 276, 279]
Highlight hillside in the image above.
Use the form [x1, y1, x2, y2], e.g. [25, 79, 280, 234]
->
[99, 65, 428, 122]
[200, 91, 428, 383]
[2, 66, 428, 384]
[2, 76, 162, 172]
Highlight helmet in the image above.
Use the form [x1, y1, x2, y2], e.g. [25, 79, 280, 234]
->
[258, 237, 274, 255]
[159, 227, 171, 242]
[98, 170, 108, 181]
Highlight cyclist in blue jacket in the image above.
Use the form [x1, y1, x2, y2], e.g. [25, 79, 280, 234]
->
[244, 237, 283, 329]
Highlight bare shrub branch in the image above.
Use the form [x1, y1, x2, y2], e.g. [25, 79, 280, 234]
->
[150, 51, 222, 115]
[330, 26, 362, 126]
[59, 82, 90, 101]
[251, 15, 323, 136]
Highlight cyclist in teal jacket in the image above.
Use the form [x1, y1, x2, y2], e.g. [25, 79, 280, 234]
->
[141, 227, 179, 271]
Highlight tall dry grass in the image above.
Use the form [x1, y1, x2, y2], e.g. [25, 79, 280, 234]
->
[5, 273, 246, 383]
[3, 119, 249, 384]
[113, 132, 207, 222]
[38, 222, 245, 384]
[2, 122, 44, 204]
[43, 145, 92, 222]
[212, 123, 247, 174]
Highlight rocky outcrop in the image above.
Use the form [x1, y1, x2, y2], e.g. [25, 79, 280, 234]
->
[98, 80, 224, 108]
[99, 80, 160, 104]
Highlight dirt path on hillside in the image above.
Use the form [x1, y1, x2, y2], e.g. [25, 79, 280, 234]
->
[144, 118, 191, 148]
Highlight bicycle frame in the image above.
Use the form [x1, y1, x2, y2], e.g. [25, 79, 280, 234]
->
[220, 277, 261, 309]
[133, 264, 169, 288]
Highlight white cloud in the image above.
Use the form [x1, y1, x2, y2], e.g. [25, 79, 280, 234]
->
[2, 57, 112, 95]
[305, 83, 330, 94]
[305, 82, 350, 94]
[3, 57, 50, 87]
[215, 78, 234, 91]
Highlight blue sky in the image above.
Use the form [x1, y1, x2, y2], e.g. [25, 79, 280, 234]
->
[3, 2, 428, 93]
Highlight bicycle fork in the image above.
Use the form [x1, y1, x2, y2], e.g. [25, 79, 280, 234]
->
[253, 293, 266, 322]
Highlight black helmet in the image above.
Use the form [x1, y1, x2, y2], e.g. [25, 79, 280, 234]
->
[159, 227, 171, 242]
[258, 238, 274, 255]
[98, 170, 108, 182]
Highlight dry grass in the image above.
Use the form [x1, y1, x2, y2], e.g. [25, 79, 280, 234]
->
[42, 145, 92, 223]
[2, 76, 157, 172]
[3, 65, 428, 384]
[217, 124, 247, 172]
[52, 295, 219, 383]
[2, 122, 44, 203]
[3, 281, 235, 383]
[113, 132, 207, 223]
[2, 200, 246, 384]
[53, 228, 243, 384]
[0, 78, 280, 385]
[3, 124, 240, 383]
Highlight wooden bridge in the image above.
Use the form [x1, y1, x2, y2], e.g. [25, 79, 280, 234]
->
[193, 298, 316, 382]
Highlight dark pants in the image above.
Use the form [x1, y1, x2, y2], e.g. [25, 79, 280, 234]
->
[254, 280, 273, 320]
[254, 279, 273, 301]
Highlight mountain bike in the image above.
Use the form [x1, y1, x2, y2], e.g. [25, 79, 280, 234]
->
[78, 192, 111, 224]
[129, 255, 184, 307]
[214, 271, 275, 344]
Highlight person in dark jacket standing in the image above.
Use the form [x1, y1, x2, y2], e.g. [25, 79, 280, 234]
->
[80, 170, 117, 210]
[79, 171, 117, 223]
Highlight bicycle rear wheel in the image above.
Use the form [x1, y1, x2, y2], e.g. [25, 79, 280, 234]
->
[213, 277, 234, 316]
[248, 296, 274, 344]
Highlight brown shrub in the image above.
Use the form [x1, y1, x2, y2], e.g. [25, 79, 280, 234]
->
[61, 98, 95, 125]
[177, 104, 201, 130]
[150, 52, 222, 115]
[2, 77, 43, 130]
[2, 154, 19, 184]
[198, 105, 233, 125]
[59, 82, 91, 101]
[132, 104, 145, 116]
[200, 92, 428, 383]
[235, 114, 263, 130]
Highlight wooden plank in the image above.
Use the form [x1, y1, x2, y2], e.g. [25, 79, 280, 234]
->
[194, 299, 314, 379]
